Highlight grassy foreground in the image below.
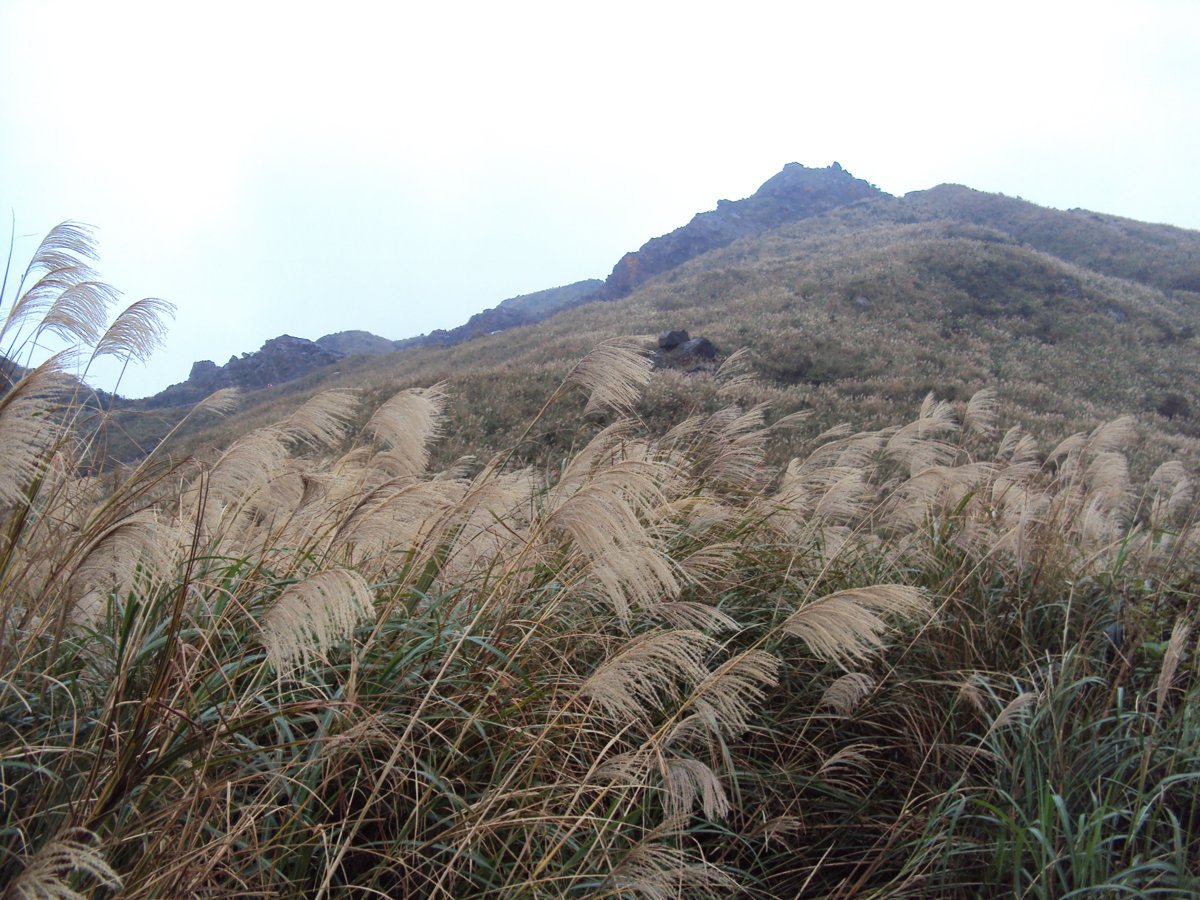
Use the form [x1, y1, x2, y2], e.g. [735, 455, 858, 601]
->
[2, 228, 1199, 897]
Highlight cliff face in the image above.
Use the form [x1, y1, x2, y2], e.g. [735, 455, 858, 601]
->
[600, 162, 885, 298]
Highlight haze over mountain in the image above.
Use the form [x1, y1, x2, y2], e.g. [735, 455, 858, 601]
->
[112, 162, 1200, 469]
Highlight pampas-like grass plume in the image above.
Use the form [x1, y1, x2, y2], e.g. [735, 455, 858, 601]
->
[38, 279, 118, 347]
[0, 357, 69, 507]
[6, 828, 122, 899]
[690, 648, 779, 737]
[262, 568, 375, 673]
[568, 337, 653, 415]
[91, 296, 176, 363]
[365, 384, 447, 476]
[963, 388, 999, 437]
[1156, 618, 1191, 718]
[601, 834, 737, 899]
[782, 585, 931, 665]
[580, 630, 712, 724]
[663, 757, 731, 820]
[280, 389, 359, 451]
[2, 222, 100, 347]
[819, 671, 876, 716]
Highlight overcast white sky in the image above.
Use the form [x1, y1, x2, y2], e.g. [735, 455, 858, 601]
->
[2, 0, 1198, 397]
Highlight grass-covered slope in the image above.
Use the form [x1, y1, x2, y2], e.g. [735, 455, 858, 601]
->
[124, 191, 1200, 481]
[2, 228, 1200, 895]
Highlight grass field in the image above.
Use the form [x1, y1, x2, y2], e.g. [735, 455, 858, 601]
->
[2, 225, 1198, 897]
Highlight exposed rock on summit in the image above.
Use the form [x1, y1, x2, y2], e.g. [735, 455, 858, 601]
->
[316, 330, 397, 356]
[600, 162, 884, 299]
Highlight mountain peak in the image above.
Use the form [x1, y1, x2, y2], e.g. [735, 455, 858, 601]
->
[600, 162, 884, 298]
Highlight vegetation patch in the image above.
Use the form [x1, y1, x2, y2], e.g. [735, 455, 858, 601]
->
[1, 229, 1198, 895]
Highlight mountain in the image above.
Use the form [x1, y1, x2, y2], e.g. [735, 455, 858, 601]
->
[598, 161, 884, 298]
[134, 164, 885, 409]
[111, 163, 1200, 472]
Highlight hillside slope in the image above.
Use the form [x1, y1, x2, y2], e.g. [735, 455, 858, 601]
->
[110, 167, 1200, 473]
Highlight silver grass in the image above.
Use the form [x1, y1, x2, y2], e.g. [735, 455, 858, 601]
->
[650, 601, 739, 633]
[193, 386, 241, 417]
[0, 357, 70, 507]
[332, 478, 466, 567]
[990, 690, 1038, 730]
[1088, 415, 1137, 455]
[556, 420, 636, 486]
[3, 221, 100, 343]
[886, 395, 960, 474]
[1080, 495, 1122, 554]
[998, 426, 1040, 466]
[714, 345, 757, 393]
[601, 837, 737, 899]
[663, 757, 731, 820]
[757, 815, 804, 848]
[588, 544, 681, 622]
[67, 511, 178, 617]
[696, 404, 771, 487]
[663, 713, 712, 750]
[365, 384, 447, 476]
[782, 585, 931, 665]
[441, 468, 536, 581]
[673, 537, 740, 586]
[1156, 618, 1191, 718]
[568, 337, 653, 415]
[38, 280, 118, 346]
[23, 222, 100, 274]
[204, 427, 291, 519]
[580, 630, 713, 724]
[888, 463, 998, 533]
[547, 457, 679, 619]
[790, 429, 884, 481]
[819, 672, 876, 716]
[810, 468, 871, 524]
[1049, 431, 1087, 464]
[7, 828, 122, 899]
[91, 296, 175, 363]
[691, 649, 779, 738]
[262, 568, 375, 672]
[693, 405, 808, 490]
[956, 674, 989, 716]
[774, 461, 873, 537]
[1084, 451, 1130, 518]
[591, 748, 652, 786]
[1147, 461, 1193, 527]
[817, 742, 878, 793]
[280, 389, 359, 451]
[963, 388, 999, 436]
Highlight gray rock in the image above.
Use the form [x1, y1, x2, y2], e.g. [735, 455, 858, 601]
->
[675, 337, 718, 360]
[658, 329, 690, 350]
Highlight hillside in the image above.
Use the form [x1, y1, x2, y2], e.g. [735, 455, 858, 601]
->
[108, 164, 1200, 473]
[5, 179, 1200, 897]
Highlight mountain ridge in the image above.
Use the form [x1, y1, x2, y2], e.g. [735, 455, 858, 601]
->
[110, 162, 1200, 473]
[135, 163, 887, 405]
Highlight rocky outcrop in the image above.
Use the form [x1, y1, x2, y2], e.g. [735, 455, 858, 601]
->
[601, 162, 885, 299]
[144, 335, 344, 408]
[650, 329, 721, 370]
[316, 330, 396, 356]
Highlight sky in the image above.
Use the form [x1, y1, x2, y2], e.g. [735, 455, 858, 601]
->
[2, 0, 1198, 398]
